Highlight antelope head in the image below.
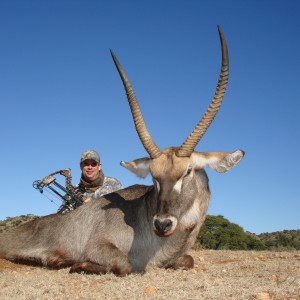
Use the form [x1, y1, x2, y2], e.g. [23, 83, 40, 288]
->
[111, 26, 244, 237]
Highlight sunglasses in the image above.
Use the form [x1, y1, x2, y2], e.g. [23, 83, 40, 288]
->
[81, 161, 99, 167]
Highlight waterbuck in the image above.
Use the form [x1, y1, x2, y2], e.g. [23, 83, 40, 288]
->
[0, 26, 244, 276]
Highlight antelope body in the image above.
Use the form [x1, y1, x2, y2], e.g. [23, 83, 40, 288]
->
[0, 27, 244, 276]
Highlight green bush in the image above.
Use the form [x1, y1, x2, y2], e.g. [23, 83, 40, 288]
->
[196, 215, 266, 250]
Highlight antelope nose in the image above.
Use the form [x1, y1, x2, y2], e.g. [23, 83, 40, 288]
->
[154, 219, 173, 236]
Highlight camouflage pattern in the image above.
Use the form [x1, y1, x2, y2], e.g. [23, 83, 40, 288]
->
[80, 150, 100, 163]
[57, 175, 122, 214]
[83, 176, 123, 200]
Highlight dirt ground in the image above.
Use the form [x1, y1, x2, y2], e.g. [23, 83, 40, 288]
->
[0, 249, 299, 300]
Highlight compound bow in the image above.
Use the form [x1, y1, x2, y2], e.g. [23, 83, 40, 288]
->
[33, 169, 85, 214]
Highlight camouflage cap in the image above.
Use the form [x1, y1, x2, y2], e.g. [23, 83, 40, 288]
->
[80, 150, 100, 164]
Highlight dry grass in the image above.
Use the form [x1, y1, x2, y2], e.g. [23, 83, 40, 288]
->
[0, 249, 299, 299]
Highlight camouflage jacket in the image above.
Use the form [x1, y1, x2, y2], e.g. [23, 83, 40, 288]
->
[81, 176, 123, 200]
[57, 176, 122, 214]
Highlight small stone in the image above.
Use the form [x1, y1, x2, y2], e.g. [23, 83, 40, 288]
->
[256, 292, 271, 300]
[144, 285, 156, 295]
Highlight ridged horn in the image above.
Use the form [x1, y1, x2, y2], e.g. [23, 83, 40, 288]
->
[111, 50, 162, 159]
[176, 26, 229, 157]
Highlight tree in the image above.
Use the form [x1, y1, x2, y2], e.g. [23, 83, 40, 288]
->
[196, 215, 266, 250]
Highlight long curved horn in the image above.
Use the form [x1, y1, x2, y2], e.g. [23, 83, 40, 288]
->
[176, 26, 229, 157]
[111, 50, 162, 159]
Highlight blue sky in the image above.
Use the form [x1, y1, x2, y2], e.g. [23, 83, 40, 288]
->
[0, 0, 299, 234]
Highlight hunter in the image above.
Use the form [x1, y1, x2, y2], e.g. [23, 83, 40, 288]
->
[58, 150, 122, 213]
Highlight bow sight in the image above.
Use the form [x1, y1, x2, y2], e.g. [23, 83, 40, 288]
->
[33, 169, 85, 213]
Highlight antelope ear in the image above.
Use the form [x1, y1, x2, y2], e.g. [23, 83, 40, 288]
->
[191, 150, 245, 173]
[120, 157, 151, 178]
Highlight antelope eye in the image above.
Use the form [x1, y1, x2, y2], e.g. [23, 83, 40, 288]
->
[185, 166, 192, 177]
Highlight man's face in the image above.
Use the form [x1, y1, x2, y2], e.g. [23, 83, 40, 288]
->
[80, 159, 101, 182]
